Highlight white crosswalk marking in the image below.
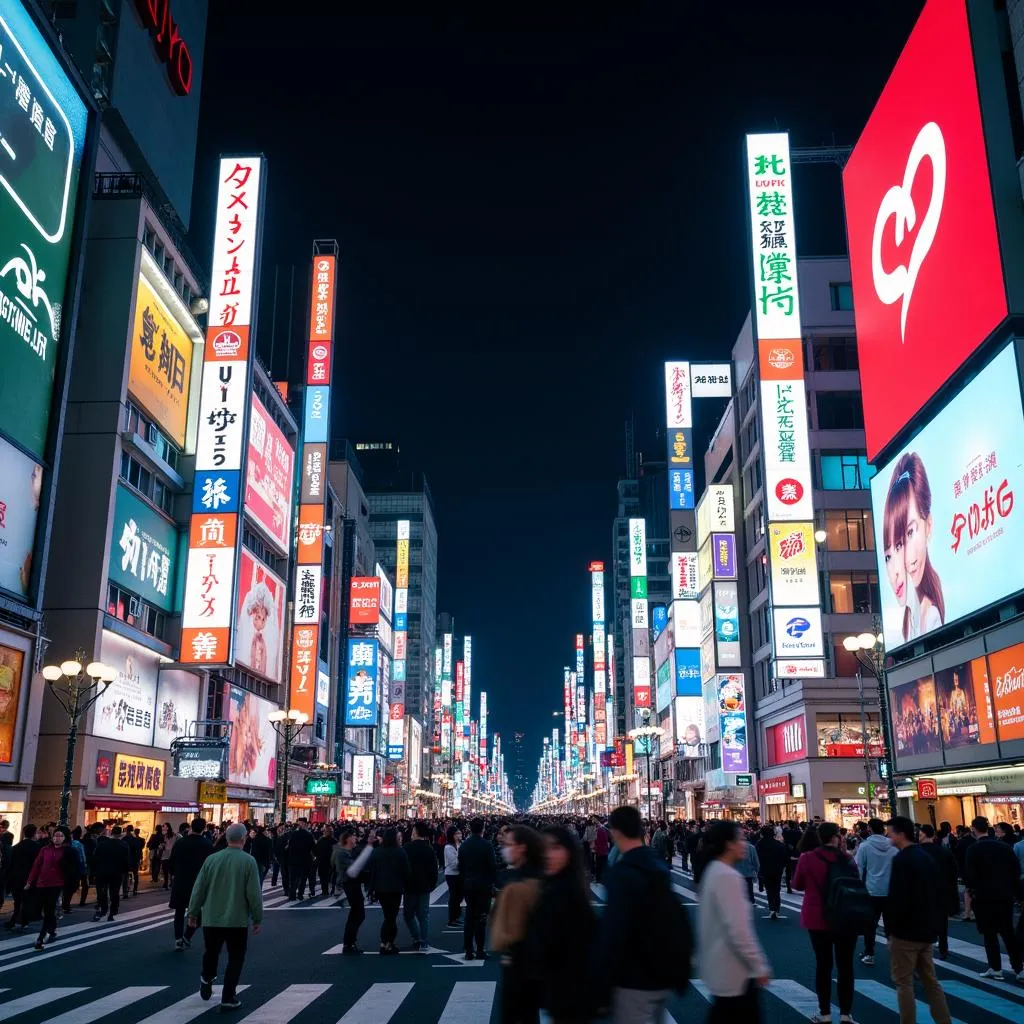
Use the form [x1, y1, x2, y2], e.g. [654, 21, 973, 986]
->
[857, 979, 967, 1024]
[40, 986, 167, 1024]
[0, 989, 86, 1020]
[335, 983, 414, 1023]
[767, 979, 835, 1020]
[236, 983, 331, 1022]
[942, 980, 1024, 1020]
[134, 987, 250, 1024]
[429, 881, 448, 905]
[439, 982, 495, 1024]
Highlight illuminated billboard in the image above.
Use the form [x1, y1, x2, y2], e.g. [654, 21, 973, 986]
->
[244, 395, 295, 554]
[349, 577, 382, 625]
[768, 522, 820, 606]
[717, 673, 749, 773]
[234, 550, 285, 684]
[344, 638, 380, 727]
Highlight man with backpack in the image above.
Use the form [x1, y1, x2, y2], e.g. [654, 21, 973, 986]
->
[793, 822, 872, 1024]
[854, 817, 897, 966]
[596, 806, 693, 1023]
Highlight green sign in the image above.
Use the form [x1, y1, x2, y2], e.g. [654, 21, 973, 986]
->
[107, 484, 179, 612]
[735, 774, 753, 788]
[630, 576, 648, 600]
[305, 777, 338, 796]
[0, 6, 89, 458]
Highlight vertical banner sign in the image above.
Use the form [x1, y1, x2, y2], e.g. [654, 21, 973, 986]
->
[591, 562, 608, 751]
[575, 635, 586, 771]
[389, 520, 410, 761]
[288, 251, 338, 718]
[463, 636, 473, 765]
[607, 633, 616, 748]
[563, 666, 574, 782]
[745, 132, 823, 675]
[441, 633, 453, 758]
[665, 363, 695, 510]
[629, 518, 651, 712]
[454, 661, 465, 762]
[479, 691, 488, 786]
[181, 157, 265, 665]
[433, 646, 442, 755]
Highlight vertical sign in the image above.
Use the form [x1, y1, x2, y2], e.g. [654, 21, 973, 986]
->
[463, 635, 473, 767]
[441, 633, 453, 759]
[288, 251, 338, 718]
[664, 362, 695, 510]
[591, 561, 607, 751]
[388, 519, 410, 760]
[479, 691, 488, 790]
[629, 518, 650, 712]
[181, 157, 265, 665]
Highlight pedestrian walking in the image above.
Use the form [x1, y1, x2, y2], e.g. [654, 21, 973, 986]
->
[403, 821, 438, 951]
[169, 818, 213, 950]
[62, 828, 87, 914]
[188, 823, 262, 1013]
[158, 823, 177, 889]
[755, 825, 790, 919]
[249, 826, 273, 886]
[122, 825, 143, 898]
[458, 817, 497, 960]
[735, 833, 760, 904]
[4, 824, 39, 933]
[369, 828, 410, 955]
[918, 823, 959, 959]
[146, 828, 162, 884]
[25, 827, 77, 950]
[593, 819, 611, 883]
[444, 826, 463, 926]
[314, 828, 335, 896]
[335, 830, 370, 954]
[698, 820, 771, 1023]
[91, 823, 130, 922]
[854, 817, 897, 966]
[285, 819, 316, 900]
[885, 817, 952, 1024]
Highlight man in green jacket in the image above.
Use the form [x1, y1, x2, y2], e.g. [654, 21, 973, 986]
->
[187, 822, 263, 1012]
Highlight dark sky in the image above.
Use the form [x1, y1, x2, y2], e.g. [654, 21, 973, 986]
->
[192, 7, 923, 784]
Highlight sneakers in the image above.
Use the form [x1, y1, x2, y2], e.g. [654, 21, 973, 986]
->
[45, 933, 56, 945]
[219, 1000, 241, 1013]
[979, 967, 1002, 979]
[809, 1015, 830, 1023]
[175, 939, 185, 951]
[840, 1016, 857, 1023]
[859, 954, 875, 966]
[32, 940, 43, 951]
[341, 944, 362, 955]
[200, 977, 214, 1001]
[464, 951, 475, 961]
[1016, 969, 1024, 983]
[106, 914, 115, 922]
[770, 911, 778, 920]
[91, 913, 103, 922]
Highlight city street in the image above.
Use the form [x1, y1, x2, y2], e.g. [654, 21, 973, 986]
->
[0, 866, 1018, 1023]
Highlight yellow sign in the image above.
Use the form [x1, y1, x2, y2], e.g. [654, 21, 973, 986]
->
[767, 522, 821, 605]
[396, 538, 409, 589]
[198, 781, 227, 804]
[112, 754, 165, 797]
[128, 273, 194, 448]
[286, 794, 315, 809]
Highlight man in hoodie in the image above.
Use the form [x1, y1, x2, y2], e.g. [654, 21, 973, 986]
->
[854, 817, 897, 966]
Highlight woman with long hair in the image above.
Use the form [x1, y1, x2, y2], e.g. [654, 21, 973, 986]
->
[525, 826, 596, 1024]
[368, 828, 409, 955]
[159, 823, 177, 889]
[444, 826, 463, 927]
[491, 826, 545, 1023]
[25, 826, 78, 951]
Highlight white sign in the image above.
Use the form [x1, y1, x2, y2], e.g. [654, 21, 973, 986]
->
[395, 589, 408, 616]
[772, 607, 824, 658]
[181, 547, 234, 628]
[397, 519, 410, 541]
[153, 669, 201, 749]
[700, 588, 714, 639]
[591, 574, 605, 623]
[631, 597, 648, 630]
[209, 157, 263, 331]
[697, 485, 735, 546]
[194, 360, 247, 472]
[352, 754, 375, 794]
[316, 669, 330, 708]
[690, 363, 733, 398]
[672, 599, 702, 648]
[629, 518, 647, 577]
[294, 564, 323, 624]
[664, 361, 692, 429]
[632, 658, 651, 687]
[760, 379, 814, 522]
[375, 563, 393, 621]
[672, 552, 699, 601]
[95, 631, 159, 746]
[774, 659, 826, 680]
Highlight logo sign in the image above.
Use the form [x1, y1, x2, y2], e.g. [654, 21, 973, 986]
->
[713, 582, 741, 668]
[112, 753, 165, 797]
[758, 773, 791, 797]
[690, 362, 732, 398]
[772, 607, 824, 658]
[131, 0, 194, 96]
[349, 576, 381, 625]
[843, 0, 1008, 460]
[758, 376, 814, 522]
[305, 776, 338, 796]
[198, 780, 227, 802]
[0, 6, 88, 460]
[871, 345, 1024, 652]
[175, 747, 227, 782]
[774, 659, 826, 680]
[345, 638, 379, 727]
[670, 510, 697, 553]
[300, 443, 327, 503]
[672, 552, 699, 601]
[628, 518, 647, 576]
[768, 522, 821, 606]
[375, 563, 394, 621]
[767, 715, 806, 766]
[244, 395, 295, 554]
[108, 483, 178, 612]
[672, 599, 701, 649]
[712, 533, 737, 580]
[667, 428, 693, 468]
[674, 647, 702, 697]
[0, 438, 42, 599]
[664, 361, 692, 429]
[669, 469, 695, 510]
[916, 778, 938, 801]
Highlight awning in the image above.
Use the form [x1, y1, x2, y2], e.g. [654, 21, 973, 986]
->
[84, 798, 166, 811]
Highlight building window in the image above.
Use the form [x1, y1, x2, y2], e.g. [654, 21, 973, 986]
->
[812, 336, 859, 371]
[824, 509, 874, 551]
[829, 283, 854, 310]
[831, 641, 862, 678]
[815, 391, 864, 430]
[819, 452, 875, 490]
[106, 582, 166, 640]
[828, 571, 881, 614]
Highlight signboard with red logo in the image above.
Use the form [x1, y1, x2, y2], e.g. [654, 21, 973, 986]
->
[766, 714, 807, 766]
[916, 778, 938, 801]
[843, 0, 1014, 461]
[759, 774, 791, 797]
[349, 577, 382, 625]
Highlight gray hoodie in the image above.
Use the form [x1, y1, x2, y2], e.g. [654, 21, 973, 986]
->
[855, 832, 897, 896]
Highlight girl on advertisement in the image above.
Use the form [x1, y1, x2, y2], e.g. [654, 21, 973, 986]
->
[884, 453, 945, 642]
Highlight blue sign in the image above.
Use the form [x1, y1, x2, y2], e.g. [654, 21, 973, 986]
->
[392, 659, 406, 682]
[303, 386, 330, 443]
[394, 612, 407, 632]
[674, 648, 702, 696]
[344, 638, 379, 727]
[387, 745, 403, 760]
[669, 469, 695, 510]
[651, 605, 668, 640]
[191, 470, 240, 514]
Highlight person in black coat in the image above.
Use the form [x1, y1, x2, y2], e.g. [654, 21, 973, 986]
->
[285, 820, 316, 900]
[122, 826, 144, 898]
[315, 830, 336, 896]
[368, 829, 410, 954]
[964, 816, 1024, 976]
[271, 826, 289, 890]
[755, 826, 791, 919]
[918, 823, 959, 959]
[403, 821, 439, 950]
[91, 825, 131, 921]
[168, 819, 213, 949]
[4, 825, 40, 933]
[249, 826, 273, 885]
[458, 817, 497, 960]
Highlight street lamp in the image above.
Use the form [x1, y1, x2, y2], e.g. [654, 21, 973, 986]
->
[814, 529, 828, 545]
[43, 651, 116, 827]
[267, 708, 309, 822]
[628, 713, 666, 825]
[843, 623, 895, 803]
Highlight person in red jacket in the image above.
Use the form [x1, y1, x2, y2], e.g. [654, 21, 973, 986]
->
[25, 826, 76, 951]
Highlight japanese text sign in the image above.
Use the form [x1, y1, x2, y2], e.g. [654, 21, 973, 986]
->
[108, 483, 178, 612]
[349, 576, 381, 625]
[112, 753, 165, 797]
[345, 638, 379, 727]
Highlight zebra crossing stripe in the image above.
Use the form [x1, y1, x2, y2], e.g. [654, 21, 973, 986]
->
[856, 979, 968, 1024]
[335, 983, 414, 1023]
[767, 979, 835, 1020]
[942, 980, 1024, 1021]
[235, 984, 331, 1023]
[439, 982, 495, 1024]
[0, 989, 85, 1021]
[40, 986, 167, 1024]
[134, 987, 251, 1024]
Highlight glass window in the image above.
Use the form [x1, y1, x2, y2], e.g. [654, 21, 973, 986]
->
[816, 391, 864, 430]
[828, 571, 881, 614]
[812, 336, 859, 371]
[829, 283, 854, 310]
[815, 714, 882, 756]
[824, 509, 875, 551]
[831, 642, 861, 678]
[819, 452, 876, 490]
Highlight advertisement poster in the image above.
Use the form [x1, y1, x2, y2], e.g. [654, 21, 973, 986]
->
[345, 638, 380, 726]
[712, 533, 737, 580]
[352, 753, 374, 794]
[986, 642, 1024, 742]
[768, 522, 820, 606]
[674, 647, 702, 697]
[226, 685, 276, 789]
[0, 643, 23, 763]
[675, 696, 705, 756]
[872, 345, 1024, 651]
[0, 4, 88, 460]
[655, 659, 673, 714]
[108, 483, 178, 612]
[234, 550, 285, 684]
[935, 657, 995, 749]
[717, 674, 748, 772]
[244, 396, 295, 554]
[128, 273, 194, 448]
[0, 438, 42, 599]
[713, 582, 741, 667]
[772, 607, 824, 659]
[891, 675, 941, 757]
[153, 670, 201, 749]
[95, 631, 158, 746]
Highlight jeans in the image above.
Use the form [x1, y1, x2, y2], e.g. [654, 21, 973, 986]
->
[763, 874, 782, 914]
[809, 930, 855, 1015]
[378, 892, 402, 945]
[463, 887, 490, 955]
[889, 937, 952, 1024]
[35, 887, 61, 939]
[95, 875, 121, 918]
[288, 860, 312, 899]
[863, 895, 887, 956]
[594, 855, 608, 883]
[201, 926, 248, 1002]
[403, 892, 430, 944]
[612, 986, 672, 1023]
[342, 881, 365, 947]
[706, 981, 760, 1024]
[975, 899, 1024, 973]
[445, 874, 463, 924]
[173, 905, 199, 942]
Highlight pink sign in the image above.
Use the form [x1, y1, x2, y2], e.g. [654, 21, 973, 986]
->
[244, 396, 295, 553]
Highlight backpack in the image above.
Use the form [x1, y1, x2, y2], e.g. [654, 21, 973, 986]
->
[651, 870, 693, 993]
[817, 849, 874, 933]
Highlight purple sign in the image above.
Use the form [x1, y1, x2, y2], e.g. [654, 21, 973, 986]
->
[712, 533, 736, 580]
[717, 673, 749, 773]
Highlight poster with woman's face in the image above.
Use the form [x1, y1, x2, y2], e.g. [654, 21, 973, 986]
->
[892, 675, 941, 757]
[234, 550, 285, 684]
[0, 643, 24, 764]
[226, 685, 276, 790]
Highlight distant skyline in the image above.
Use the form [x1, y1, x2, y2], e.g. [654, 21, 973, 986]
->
[192, 7, 924, 765]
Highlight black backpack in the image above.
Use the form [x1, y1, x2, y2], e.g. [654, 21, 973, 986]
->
[818, 849, 874, 934]
[652, 871, 693, 993]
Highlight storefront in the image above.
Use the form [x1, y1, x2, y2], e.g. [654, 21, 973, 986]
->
[223, 786, 276, 825]
[759, 774, 810, 822]
[822, 782, 882, 829]
[893, 767, 1024, 827]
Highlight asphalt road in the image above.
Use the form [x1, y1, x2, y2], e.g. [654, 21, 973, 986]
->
[0, 862, 1018, 1022]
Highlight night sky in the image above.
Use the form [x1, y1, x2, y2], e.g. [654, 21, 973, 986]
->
[191, 7, 923, 782]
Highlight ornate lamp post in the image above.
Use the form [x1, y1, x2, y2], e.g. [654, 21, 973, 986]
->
[843, 621, 894, 803]
[42, 652, 116, 827]
[267, 709, 309, 822]
[628, 709, 666, 825]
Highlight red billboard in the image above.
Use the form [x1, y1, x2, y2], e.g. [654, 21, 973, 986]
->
[843, 0, 1007, 460]
[766, 714, 807, 766]
[348, 577, 381, 625]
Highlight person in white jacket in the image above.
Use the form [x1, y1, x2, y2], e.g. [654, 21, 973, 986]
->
[854, 818, 897, 966]
[443, 827, 463, 927]
[699, 821, 772, 1022]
